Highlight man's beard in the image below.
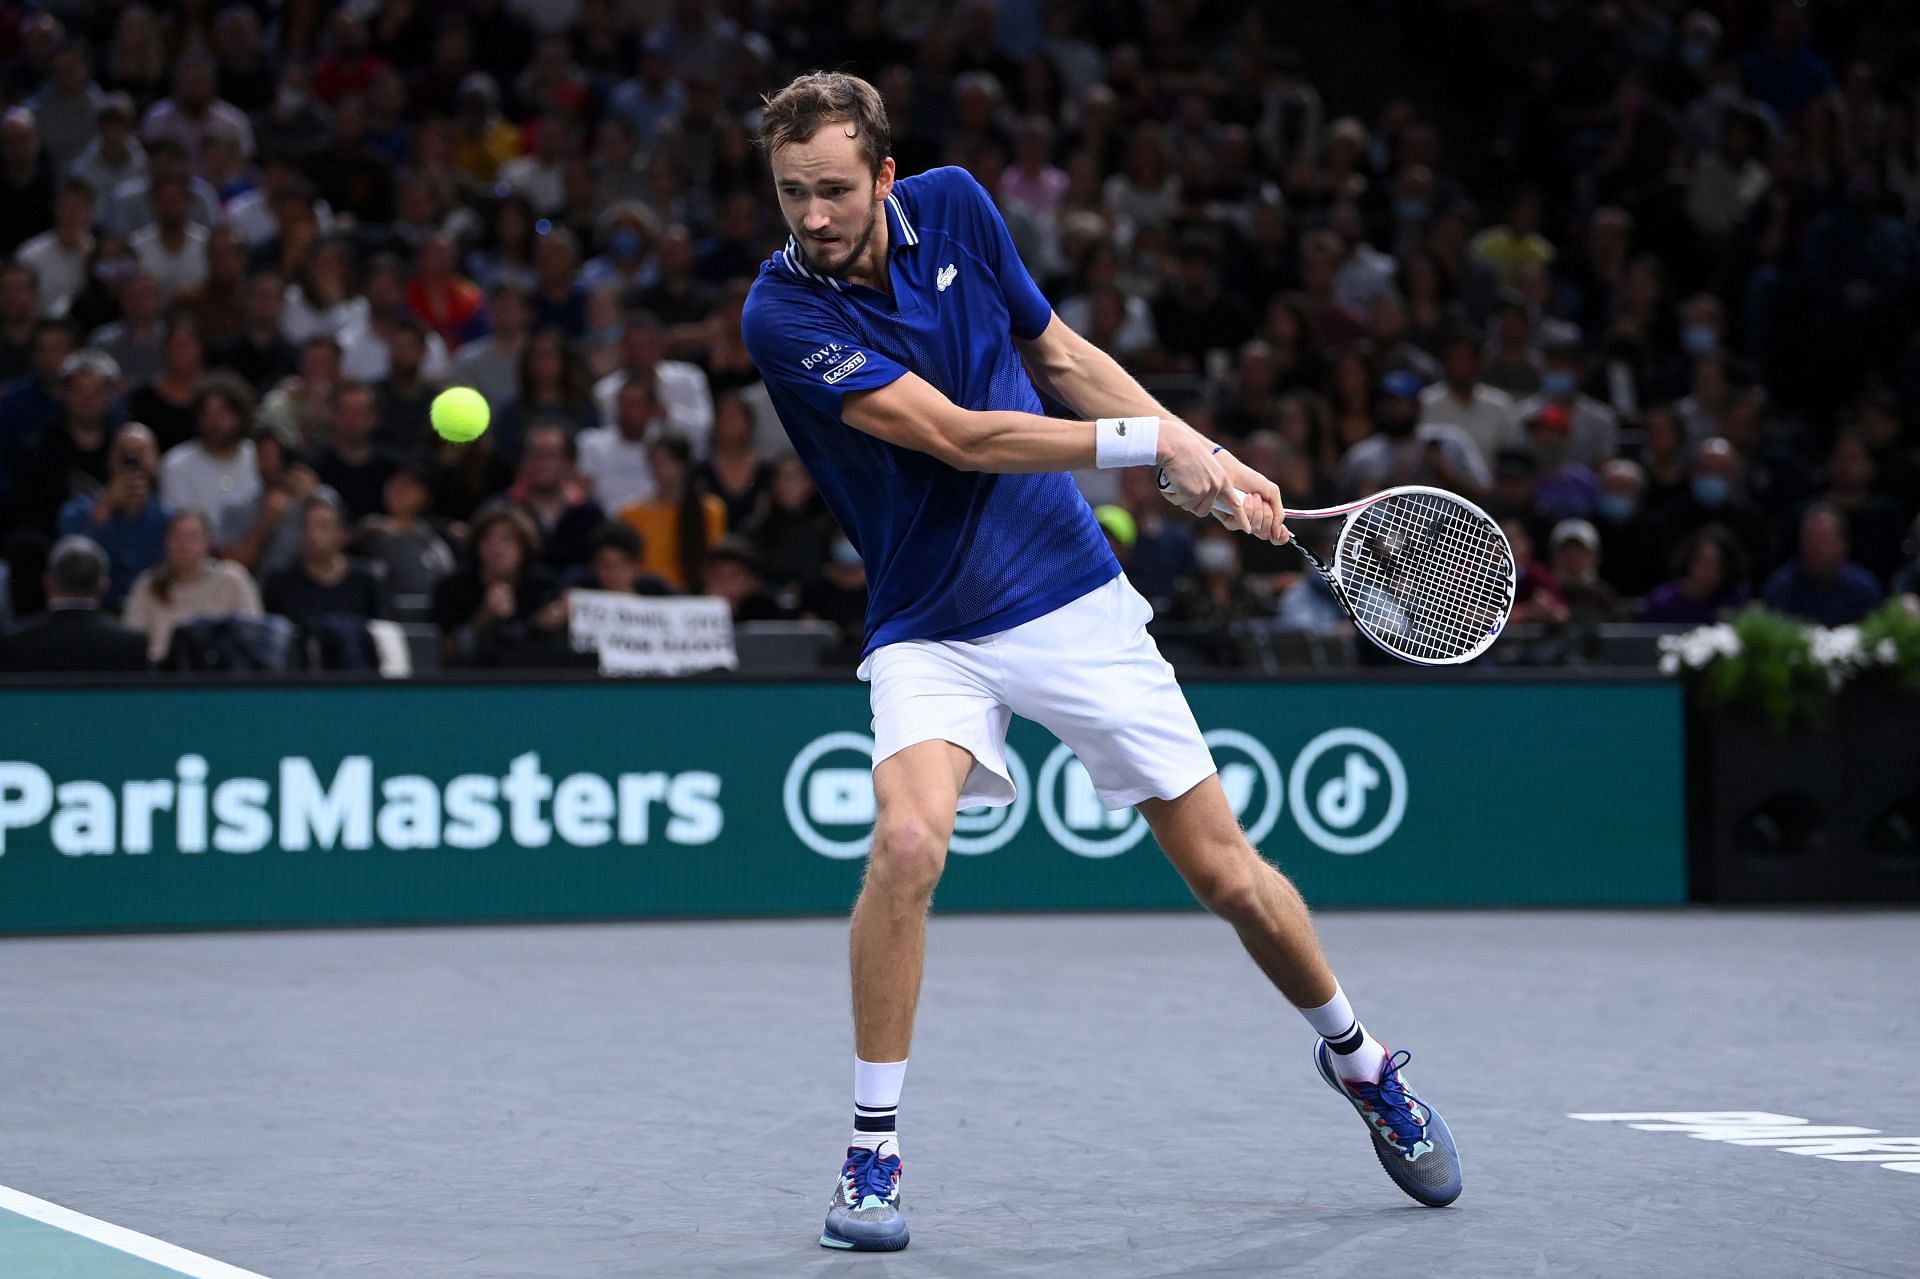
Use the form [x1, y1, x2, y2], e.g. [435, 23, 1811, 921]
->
[802, 199, 880, 279]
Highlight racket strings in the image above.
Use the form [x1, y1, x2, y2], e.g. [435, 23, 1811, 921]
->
[1336, 492, 1515, 662]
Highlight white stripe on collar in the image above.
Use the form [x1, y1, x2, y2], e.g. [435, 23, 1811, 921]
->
[886, 193, 917, 247]
[782, 237, 846, 291]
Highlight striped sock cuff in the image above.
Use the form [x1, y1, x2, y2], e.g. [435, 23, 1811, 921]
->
[1325, 1020, 1367, 1055]
[854, 1103, 897, 1133]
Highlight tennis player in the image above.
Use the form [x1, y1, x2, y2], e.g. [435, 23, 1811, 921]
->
[740, 72, 1463, 1252]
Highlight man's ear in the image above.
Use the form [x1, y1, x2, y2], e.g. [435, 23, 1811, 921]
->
[874, 156, 896, 202]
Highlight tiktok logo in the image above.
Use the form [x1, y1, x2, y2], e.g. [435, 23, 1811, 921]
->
[1286, 728, 1407, 855]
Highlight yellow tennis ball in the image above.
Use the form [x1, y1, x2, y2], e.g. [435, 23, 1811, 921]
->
[431, 387, 490, 443]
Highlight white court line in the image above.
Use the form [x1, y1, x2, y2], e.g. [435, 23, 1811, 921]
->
[0, 1184, 271, 1279]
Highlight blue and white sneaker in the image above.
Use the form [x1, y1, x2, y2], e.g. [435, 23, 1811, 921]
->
[1314, 1042, 1463, 1207]
[820, 1142, 908, 1251]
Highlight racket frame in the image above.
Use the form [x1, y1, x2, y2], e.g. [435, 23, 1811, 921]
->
[1156, 472, 1517, 666]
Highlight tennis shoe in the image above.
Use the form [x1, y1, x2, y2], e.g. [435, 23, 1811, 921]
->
[820, 1141, 908, 1251]
[1314, 1042, 1462, 1207]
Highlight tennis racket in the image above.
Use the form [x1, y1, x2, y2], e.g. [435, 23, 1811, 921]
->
[1157, 473, 1517, 666]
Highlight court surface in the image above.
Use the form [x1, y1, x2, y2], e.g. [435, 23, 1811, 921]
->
[3, 910, 1914, 1278]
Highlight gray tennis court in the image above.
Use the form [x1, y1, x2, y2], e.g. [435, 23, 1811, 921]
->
[4, 910, 1915, 1277]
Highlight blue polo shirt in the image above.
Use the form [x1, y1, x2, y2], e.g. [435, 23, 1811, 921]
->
[740, 166, 1118, 657]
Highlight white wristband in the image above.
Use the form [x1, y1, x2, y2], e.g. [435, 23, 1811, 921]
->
[1095, 416, 1160, 469]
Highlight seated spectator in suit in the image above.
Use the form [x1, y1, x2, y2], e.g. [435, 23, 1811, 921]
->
[1762, 503, 1883, 627]
[263, 494, 383, 630]
[0, 535, 148, 672]
[56, 421, 170, 609]
[122, 509, 262, 662]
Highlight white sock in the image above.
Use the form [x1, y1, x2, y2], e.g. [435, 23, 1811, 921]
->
[1299, 985, 1389, 1083]
[852, 1056, 906, 1152]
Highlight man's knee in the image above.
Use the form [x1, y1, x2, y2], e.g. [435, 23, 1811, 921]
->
[1185, 845, 1270, 923]
[866, 811, 950, 903]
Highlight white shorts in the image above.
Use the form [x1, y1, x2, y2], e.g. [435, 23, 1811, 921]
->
[858, 574, 1216, 812]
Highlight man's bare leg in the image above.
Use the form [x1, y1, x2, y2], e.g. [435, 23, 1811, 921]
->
[850, 738, 975, 1060]
[823, 739, 975, 1252]
[1140, 773, 1465, 1206]
[1138, 773, 1339, 1007]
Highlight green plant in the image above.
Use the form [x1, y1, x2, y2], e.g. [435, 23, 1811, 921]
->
[1706, 605, 1831, 729]
[1659, 600, 1920, 729]
[1855, 596, 1920, 690]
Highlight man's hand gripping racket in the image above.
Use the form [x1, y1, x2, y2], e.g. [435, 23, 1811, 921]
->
[1157, 466, 1518, 666]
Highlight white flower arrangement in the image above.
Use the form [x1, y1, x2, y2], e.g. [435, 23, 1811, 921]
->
[1660, 618, 1904, 686]
[1656, 623, 1742, 676]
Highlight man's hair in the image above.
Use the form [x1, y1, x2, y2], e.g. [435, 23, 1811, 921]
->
[757, 72, 891, 178]
[197, 370, 256, 422]
[589, 521, 643, 560]
[47, 535, 108, 597]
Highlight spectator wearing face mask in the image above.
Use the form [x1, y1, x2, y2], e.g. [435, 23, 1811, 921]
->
[579, 203, 658, 296]
[1591, 459, 1664, 600]
[1763, 504, 1883, 626]
[1339, 370, 1489, 500]
[1653, 293, 1757, 402]
[1654, 436, 1771, 588]
[56, 420, 169, 607]
[1166, 527, 1277, 666]
[1515, 332, 1619, 469]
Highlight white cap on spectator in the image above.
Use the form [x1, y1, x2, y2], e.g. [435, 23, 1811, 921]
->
[1550, 519, 1601, 554]
[60, 349, 121, 382]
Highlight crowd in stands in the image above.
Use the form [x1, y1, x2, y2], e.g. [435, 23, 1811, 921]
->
[2, 0, 1918, 674]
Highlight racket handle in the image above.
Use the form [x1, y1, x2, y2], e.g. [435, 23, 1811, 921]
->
[1211, 487, 1246, 517]
[1156, 467, 1247, 516]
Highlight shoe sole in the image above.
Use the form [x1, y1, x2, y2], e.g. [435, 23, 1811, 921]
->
[1314, 1042, 1463, 1208]
[820, 1227, 910, 1251]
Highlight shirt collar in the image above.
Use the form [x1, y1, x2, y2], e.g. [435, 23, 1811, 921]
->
[779, 237, 846, 292]
[778, 191, 919, 291]
[885, 191, 918, 252]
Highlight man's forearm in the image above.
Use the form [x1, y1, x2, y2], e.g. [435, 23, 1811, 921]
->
[952, 411, 1103, 472]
